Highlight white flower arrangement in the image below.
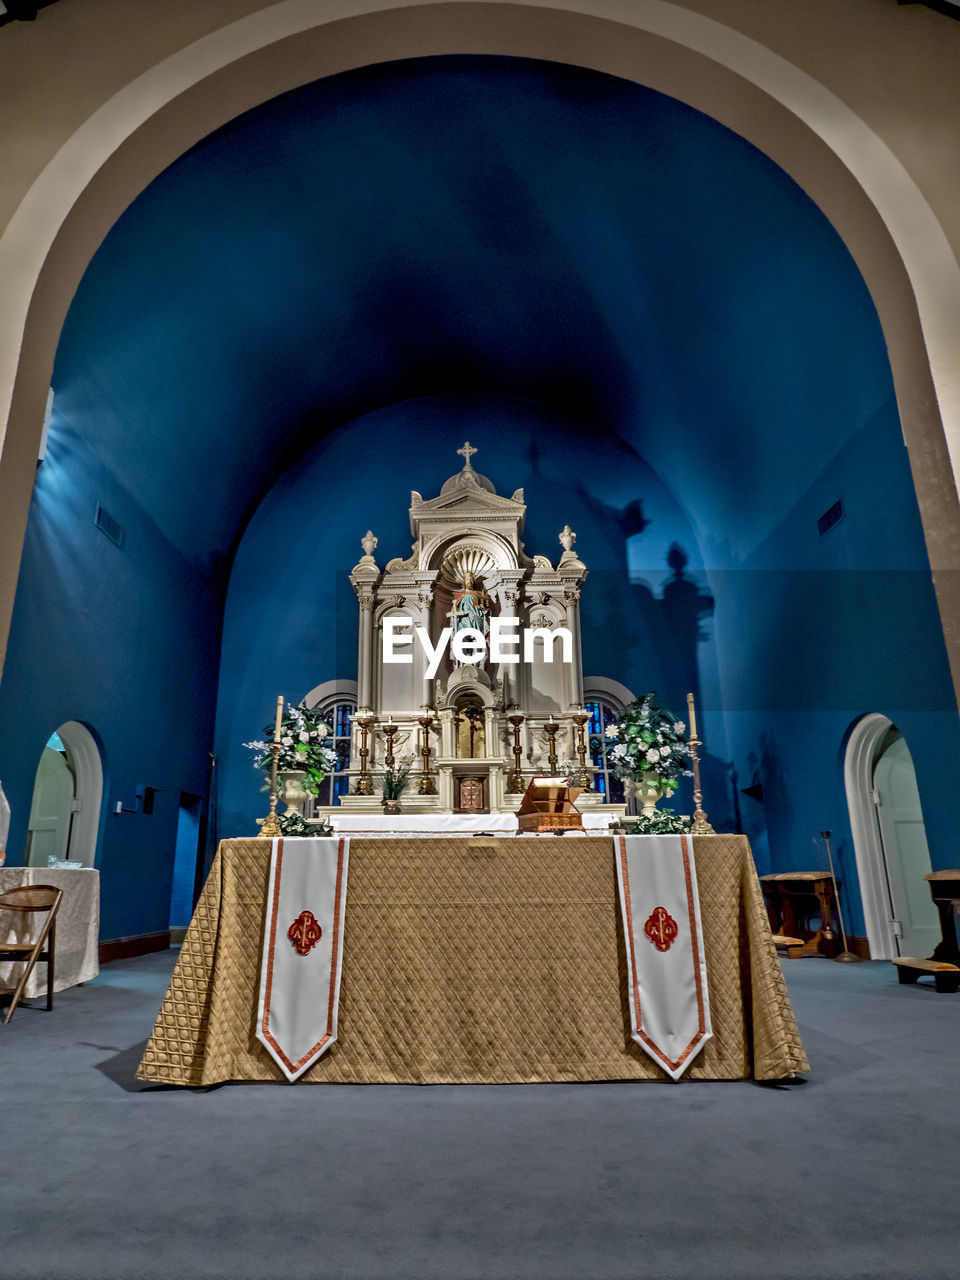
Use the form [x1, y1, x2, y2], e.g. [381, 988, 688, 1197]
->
[603, 692, 693, 795]
[244, 701, 339, 796]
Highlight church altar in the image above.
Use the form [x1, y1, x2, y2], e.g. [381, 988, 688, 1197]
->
[137, 835, 808, 1086]
[319, 442, 627, 821]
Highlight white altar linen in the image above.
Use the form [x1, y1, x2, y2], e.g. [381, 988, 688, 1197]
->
[256, 837, 350, 1082]
[614, 834, 712, 1080]
[0, 866, 100, 997]
[328, 812, 617, 835]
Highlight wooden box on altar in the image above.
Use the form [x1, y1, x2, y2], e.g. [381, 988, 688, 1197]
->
[517, 777, 584, 833]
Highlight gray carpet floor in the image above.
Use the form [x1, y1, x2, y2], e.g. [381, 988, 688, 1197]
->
[1, 952, 958, 1280]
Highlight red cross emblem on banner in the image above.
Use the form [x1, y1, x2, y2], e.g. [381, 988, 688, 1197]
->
[287, 910, 323, 956]
[644, 906, 679, 952]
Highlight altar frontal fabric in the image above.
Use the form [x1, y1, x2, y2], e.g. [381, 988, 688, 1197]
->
[139, 835, 808, 1085]
[256, 836, 350, 1081]
[615, 834, 712, 1080]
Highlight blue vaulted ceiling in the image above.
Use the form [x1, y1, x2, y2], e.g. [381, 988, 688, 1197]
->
[50, 54, 896, 574]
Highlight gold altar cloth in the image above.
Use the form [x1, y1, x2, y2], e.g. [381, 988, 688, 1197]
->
[137, 835, 808, 1085]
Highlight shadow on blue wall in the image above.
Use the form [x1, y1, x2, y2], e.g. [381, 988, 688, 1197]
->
[215, 395, 711, 838]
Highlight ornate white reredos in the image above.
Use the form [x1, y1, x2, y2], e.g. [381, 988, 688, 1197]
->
[332, 442, 615, 817]
[371, 441, 585, 587]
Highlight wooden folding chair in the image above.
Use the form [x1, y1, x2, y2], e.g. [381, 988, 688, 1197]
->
[0, 884, 63, 1024]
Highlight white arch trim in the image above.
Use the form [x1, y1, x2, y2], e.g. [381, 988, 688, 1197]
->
[421, 528, 519, 573]
[56, 720, 103, 869]
[844, 711, 896, 961]
[2, 0, 959, 491]
[303, 678, 358, 709]
[446, 669, 497, 708]
[583, 676, 635, 709]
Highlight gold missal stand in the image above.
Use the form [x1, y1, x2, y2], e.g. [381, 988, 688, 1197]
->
[517, 776, 584, 835]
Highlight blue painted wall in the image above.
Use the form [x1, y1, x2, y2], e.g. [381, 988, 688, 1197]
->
[0, 414, 220, 940]
[710, 394, 960, 930]
[0, 54, 955, 943]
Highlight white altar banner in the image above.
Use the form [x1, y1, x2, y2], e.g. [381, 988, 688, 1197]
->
[614, 834, 712, 1080]
[256, 837, 350, 1082]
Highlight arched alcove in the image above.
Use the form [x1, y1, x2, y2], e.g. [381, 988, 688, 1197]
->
[26, 720, 102, 868]
[57, 721, 103, 868]
[844, 713, 939, 960]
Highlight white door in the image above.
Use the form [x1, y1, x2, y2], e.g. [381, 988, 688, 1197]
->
[873, 737, 939, 958]
[27, 745, 74, 866]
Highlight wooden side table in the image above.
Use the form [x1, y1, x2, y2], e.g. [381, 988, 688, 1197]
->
[892, 870, 960, 993]
[760, 871, 840, 958]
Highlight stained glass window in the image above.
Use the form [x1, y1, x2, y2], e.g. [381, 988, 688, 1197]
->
[314, 698, 355, 807]
[585, 698, 625, 804]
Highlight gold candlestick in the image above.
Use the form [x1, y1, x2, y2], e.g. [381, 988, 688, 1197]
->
[543, 716, 560, 775]
[381, 716, 398, 769]
[686, 691, 714, 835]
[257, 695, 284, 838]
[507, 709, 525, 793]
[572, 708, 593, 790]
[352, 710, 375, 795]
[418, 706, 437, 795]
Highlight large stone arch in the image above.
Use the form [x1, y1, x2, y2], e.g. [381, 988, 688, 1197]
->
[1, 0, 958, 697]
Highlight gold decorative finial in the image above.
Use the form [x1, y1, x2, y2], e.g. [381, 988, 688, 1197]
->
[457, 441, 478, 470]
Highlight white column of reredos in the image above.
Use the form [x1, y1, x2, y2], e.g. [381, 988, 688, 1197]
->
[333, 442, 611, 818]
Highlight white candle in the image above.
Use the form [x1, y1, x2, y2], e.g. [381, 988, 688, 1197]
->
[274, 695, 284, 741]
[686, 692, 697, 740]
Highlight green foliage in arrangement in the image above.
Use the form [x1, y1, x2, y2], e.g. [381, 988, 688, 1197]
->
[626, 808, 692, 835]
[244, 702, 338, 796]
[603, 692, 693, 793]
[276, 812, 333, 837]
[374, 761, 412, 800]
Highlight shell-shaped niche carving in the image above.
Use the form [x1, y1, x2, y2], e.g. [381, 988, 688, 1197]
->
[440, 543, 499, 585]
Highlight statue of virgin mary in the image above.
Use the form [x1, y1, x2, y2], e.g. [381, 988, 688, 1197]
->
[449, 572, 489, 665]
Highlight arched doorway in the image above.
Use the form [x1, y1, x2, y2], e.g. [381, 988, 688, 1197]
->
[26, 720, 102, 868]
[844, 713, 939, 960]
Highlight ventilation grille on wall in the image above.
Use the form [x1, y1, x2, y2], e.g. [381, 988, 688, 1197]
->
[95, 504, 124, 548]
[818, 499, 844, 537]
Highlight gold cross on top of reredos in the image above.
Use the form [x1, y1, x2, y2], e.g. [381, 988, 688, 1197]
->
[457, 441, 477, 470]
